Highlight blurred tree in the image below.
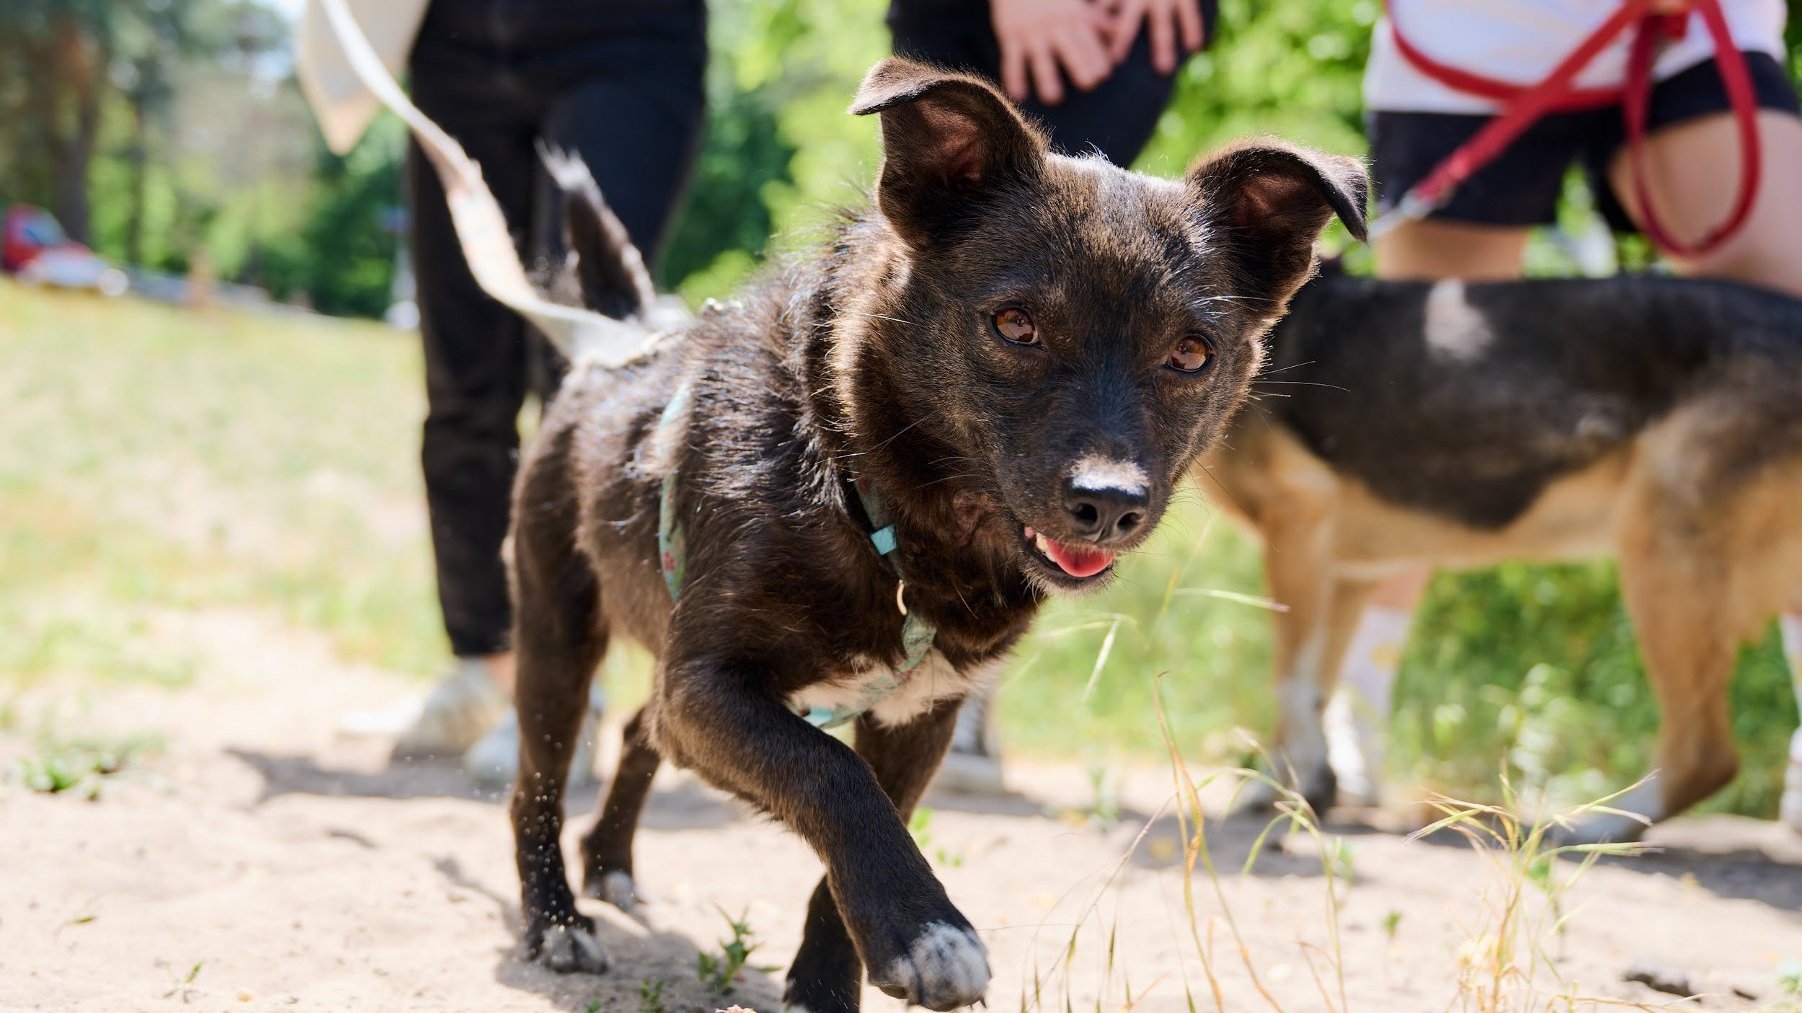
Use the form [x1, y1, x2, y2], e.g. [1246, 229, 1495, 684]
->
[0, 1, 288, 250]
[0, 0, 118, 242]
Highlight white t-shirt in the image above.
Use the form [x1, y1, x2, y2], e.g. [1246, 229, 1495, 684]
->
[1365, 0, 1788, 114]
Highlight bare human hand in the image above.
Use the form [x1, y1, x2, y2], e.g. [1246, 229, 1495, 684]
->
[991, 0, 1115, 106]
[1103, 0, 1205, 74]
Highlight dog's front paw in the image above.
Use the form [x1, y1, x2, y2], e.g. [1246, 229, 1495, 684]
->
[867, 920, 989, 1012]
[521, 918, 612, 975]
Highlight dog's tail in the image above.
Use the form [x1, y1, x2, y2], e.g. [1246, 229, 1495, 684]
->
[539, 147, 655, 322]
[314, 0, 656, 365]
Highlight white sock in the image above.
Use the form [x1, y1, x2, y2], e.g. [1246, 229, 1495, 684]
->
[1325, 604, 1413, 803]
[1780, 614, 1802, 830]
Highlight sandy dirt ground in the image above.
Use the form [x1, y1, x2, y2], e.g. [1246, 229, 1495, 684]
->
[3, 607, 1801, 1012]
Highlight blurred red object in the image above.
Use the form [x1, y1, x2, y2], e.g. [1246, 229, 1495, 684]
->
[2, 203, 128, 295]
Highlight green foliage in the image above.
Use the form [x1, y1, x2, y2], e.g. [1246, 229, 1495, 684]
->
[665, 0, 889, 303]
[695, 908, 760, 995]
[261, 118, 405, 317]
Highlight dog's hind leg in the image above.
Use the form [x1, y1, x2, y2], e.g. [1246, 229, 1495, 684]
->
[1572, 447, 1792, 842]
[1585, 522, 1739, 844]
[508, 464, 612, 972]
[1570, 422, 1802, 843]
[580, 701, 660, 914]
[782, 699, 963, 1013]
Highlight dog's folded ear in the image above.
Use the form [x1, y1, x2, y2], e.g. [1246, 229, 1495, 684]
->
[851, 57, 1047, 248]
[1188, 140, 1370, 314]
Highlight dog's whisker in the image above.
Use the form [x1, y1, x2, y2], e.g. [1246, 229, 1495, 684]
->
[1253, 380, 1350, 392]
[1258, 358, 1318, 376]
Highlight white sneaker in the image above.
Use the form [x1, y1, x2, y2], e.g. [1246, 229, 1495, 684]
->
[363, 658, 509, 760]
[463, 683, 606, 788]
[1324, 689, 1383, 807]
[1781, 728, 1802, 835]
[933, 695, 1006, 795]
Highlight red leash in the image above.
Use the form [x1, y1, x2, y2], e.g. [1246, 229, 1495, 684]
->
[1379, 0, 1762, 258]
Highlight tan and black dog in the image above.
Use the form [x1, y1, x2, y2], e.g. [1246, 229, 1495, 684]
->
[1204, 265, 1802, 842]
[504, 60, 1366, 1012]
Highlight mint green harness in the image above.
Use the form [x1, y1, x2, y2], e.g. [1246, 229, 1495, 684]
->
[655, 382, 937, 729]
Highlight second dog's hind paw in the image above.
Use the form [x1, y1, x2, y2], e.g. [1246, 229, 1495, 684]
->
[869, 921, 990, 1012]
[525, 921, 611, 975]
[1229, 765, 1337, 820]
[585, 869, 643, 917]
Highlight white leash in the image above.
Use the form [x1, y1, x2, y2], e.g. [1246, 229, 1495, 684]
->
[315, 0, 656, 366]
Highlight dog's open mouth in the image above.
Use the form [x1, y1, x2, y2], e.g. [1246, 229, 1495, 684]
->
[1022, 525, 1117, 583]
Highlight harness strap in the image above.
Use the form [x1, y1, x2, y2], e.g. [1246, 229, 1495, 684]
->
[1380, 0, 1761, 259]
[656, 383, 692, 600]
[655, 380, 938, 730]
[853, 478, 940, 672]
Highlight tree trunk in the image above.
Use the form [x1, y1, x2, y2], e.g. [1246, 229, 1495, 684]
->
[47, 11, 99, 244]
[125, 91, 149, 265]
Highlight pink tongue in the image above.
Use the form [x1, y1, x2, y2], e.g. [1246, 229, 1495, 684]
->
[1045, 538, 1116, 578]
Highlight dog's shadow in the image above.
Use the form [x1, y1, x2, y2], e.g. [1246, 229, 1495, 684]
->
[226, 747, 741, 833]
[227, 749, 779, 1008]
[430, 854, 785, 1012]
[1591, 814, 1802, 911]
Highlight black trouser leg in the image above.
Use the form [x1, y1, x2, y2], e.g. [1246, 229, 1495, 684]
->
[406, 0, 706, 659]
[407, 120, 537, 659]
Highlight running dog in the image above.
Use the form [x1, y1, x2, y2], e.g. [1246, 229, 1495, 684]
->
[1203, 265, 1802, 843]
[504, 60, 1365, 1012]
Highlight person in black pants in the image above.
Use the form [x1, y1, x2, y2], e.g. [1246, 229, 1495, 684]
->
[888, 0, 1213, 790]
[382, 0, 707, 783]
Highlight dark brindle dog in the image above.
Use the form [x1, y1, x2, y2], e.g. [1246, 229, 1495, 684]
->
[502, 59, 1364, 1011]
[1205, 266, 1802, 843]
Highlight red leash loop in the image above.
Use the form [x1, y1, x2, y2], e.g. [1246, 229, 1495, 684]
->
[1383, 0, 1762, 258]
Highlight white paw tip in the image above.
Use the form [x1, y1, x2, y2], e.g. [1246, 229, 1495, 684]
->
[890, 921, 989, 1009]
[536, 923, 610, 974]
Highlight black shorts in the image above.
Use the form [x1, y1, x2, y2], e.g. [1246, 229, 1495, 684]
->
[1369, 52, 1799, 230]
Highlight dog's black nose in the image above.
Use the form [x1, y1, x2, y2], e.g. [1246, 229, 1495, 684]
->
[1062, 479, 1148, 545]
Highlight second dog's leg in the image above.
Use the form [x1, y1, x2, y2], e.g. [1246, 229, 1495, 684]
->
[657, 665, 985, 1012]
[1239, 505, 1342, 814]
[581, 702, 661, 913]
[1576, 500, 1742, 843]
[782, 701, 961, 1013]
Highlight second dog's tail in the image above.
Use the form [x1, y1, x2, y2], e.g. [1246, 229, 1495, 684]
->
[315, 0, 656, 365]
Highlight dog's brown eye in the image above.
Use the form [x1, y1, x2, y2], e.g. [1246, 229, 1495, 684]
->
[1167, 335, 1212, 373]
[992, 307, 1039, 346]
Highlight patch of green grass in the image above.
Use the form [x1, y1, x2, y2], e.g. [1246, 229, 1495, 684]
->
[695, 908, 761, 995]
[8, 732, 163, 797]
[636, 978, 668, 1013]
[0, 285, 442, 688]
